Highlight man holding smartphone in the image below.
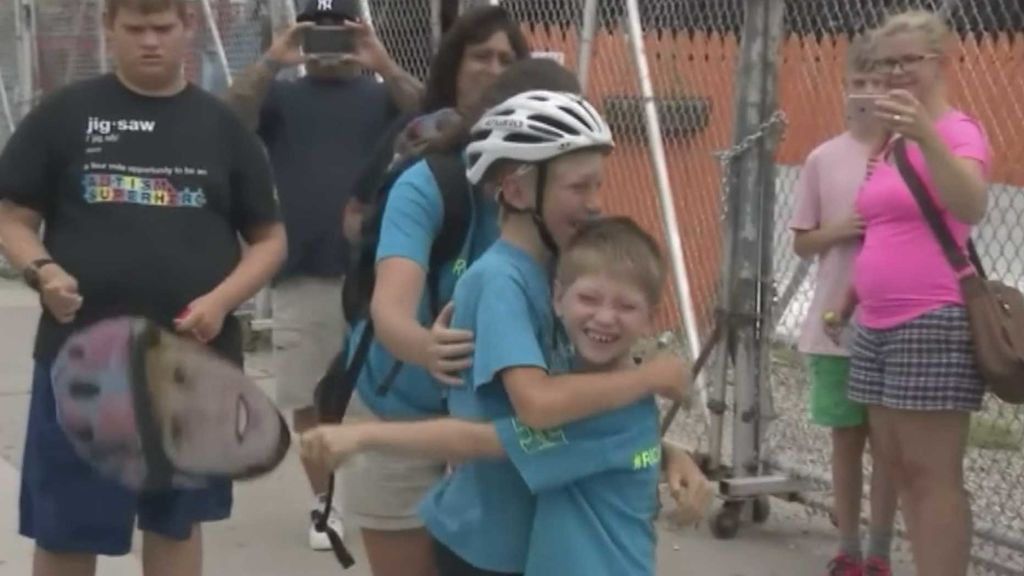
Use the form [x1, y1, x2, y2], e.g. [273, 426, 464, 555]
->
[224, 0, 422, 552]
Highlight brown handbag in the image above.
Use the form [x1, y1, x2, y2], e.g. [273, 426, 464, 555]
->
[893, 138, 1024, 404]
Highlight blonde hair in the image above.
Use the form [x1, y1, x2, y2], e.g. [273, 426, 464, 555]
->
[846, 33, 875, 75]
[557, 216, 666, 306]
[874, 9, 952, 54]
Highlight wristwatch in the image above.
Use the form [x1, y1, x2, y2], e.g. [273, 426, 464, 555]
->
[22, 258, 56, 292]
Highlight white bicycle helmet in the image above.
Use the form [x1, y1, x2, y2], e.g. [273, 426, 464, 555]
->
[465, 90, 614, 186]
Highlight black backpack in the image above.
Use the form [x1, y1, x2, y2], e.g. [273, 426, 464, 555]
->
[316, 146, 472, 424]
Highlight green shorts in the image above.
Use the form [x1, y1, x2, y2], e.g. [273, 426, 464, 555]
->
[807, 355, 866, 428]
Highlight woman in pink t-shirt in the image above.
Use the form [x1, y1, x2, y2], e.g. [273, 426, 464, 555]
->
[829, 10, 990, 576]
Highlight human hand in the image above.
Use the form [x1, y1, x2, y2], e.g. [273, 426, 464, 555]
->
[831, 212, 865, 241]
[822, 310, 849, 345]
[641, 352, 691, 403]
[265, 22, 314, 68]
[663, 445, 714, 526]
[428, 302, 474, 387]
[174, 293, 230, 344]
[39, 265, 83, 324]
[300, 424, 366, 471]
[875, 89, 935, 143]
[335, 19, 390, 71]
[342, 198, 365, 244]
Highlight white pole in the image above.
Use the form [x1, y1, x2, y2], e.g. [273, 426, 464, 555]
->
[96, 0, 108, 74]
[0, 67, 15, 135]
[64, 0, 89, 84]
[577, 0, 598, 93]
[199, 0, 233, 86]
[430, 0, 443, 53]
[623, 0, 710, 425]
[14, 0, 34, 120]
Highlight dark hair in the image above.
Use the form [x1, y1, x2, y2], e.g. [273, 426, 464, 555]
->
[421, 6, 530, 113]
[430, 57, 581, 153]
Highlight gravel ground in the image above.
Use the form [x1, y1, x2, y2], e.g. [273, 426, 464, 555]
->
[641, 331, 1024, 575]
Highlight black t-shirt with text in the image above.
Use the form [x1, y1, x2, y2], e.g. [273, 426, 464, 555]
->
[0, 75, 279, 364]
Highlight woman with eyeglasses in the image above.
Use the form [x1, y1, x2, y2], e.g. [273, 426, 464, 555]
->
[825, 10, 990, 576]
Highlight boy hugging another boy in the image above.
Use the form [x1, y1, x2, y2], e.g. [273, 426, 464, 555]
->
[303, 216, 710, 576]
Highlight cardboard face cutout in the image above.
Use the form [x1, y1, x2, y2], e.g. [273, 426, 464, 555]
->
[51, 317, 290, 491]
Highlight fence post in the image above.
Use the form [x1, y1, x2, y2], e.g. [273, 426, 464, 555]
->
[706, 0, 799, 533]
[14, 0, 35, 120]
[576, 0, 598, 92]
[199, 0, 233, 87]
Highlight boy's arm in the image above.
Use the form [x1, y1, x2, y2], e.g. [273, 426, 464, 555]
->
[502, 355, 687, 430]
[301, 419, 505, 471]
[790, 150, 864, 259]
[792, 217, 863, 259]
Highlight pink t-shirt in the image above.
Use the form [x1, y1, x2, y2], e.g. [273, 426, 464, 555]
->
[791, 132, 874, 356]
[853, 110, 990, 330]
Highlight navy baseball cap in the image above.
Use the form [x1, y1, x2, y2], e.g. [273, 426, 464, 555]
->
[297, 0, 361, 23]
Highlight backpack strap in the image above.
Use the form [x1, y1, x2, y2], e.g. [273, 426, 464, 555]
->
[424, 152, 472, 316]
[371, 153, 472, 398]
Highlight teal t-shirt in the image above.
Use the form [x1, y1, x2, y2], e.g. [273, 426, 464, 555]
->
[420, 240, 571, 573]
[350, 159, 499, 419]
[496, 398, 661, 576]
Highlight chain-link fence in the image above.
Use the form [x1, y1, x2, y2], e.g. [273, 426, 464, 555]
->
[2, 0, 1023, 572]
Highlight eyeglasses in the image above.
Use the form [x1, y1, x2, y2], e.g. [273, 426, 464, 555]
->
[873, 54, 937, 73]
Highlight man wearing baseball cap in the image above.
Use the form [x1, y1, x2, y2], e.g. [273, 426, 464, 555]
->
[224, 0, 422, 552]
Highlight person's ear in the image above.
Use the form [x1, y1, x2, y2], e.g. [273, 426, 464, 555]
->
[552, 279, 565, 318]
[499, 167, 535, 211]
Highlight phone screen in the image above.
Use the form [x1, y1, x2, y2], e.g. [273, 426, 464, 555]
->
[303, 26, 356, 56]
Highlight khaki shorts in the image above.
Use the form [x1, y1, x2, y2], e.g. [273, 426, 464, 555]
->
[272, 276, 347, 411]
[341, 394, 448, 531]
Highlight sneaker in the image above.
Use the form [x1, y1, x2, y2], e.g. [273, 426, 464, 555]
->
[827, 554, 864, 576]
[308, 494, 345, 552]
[863, 557, 893, 576]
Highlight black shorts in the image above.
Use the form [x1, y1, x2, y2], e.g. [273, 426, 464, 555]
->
[433, 538, 522, 576]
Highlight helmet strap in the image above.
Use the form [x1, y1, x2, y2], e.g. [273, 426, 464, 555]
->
[532, 162, 559, 256]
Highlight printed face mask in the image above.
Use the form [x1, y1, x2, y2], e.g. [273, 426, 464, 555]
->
[51, 317, 290, 491]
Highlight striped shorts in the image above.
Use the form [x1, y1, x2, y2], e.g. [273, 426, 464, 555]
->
[849, 306, 984, 412]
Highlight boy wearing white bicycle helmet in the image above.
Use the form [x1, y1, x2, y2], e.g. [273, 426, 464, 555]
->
[418, 91, 691, 575]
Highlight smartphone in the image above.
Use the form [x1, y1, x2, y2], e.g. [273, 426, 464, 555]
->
[847, 94, 879, 124]
[303, 26, 356, 57]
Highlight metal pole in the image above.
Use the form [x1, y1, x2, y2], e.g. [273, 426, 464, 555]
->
[753, 0, 786, 464]
[430, 0, 443, 53]
[727, 0, 771, 493]
[577, 0, 598, 93]
[623, 0, 711, 428]
[63, 0, 88, 84]
[0, 67, 14, 135]
[199, 0, 233, 86]
[14, 0, 34, 120]
[96, 0, 108, 74]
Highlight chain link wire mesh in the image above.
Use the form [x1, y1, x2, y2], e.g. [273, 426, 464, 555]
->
[768, 1, 1024, 573]
[2, 0, 1024, 571]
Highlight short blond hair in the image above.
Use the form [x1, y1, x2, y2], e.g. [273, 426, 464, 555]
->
[847, 33, 875, 75]
[557, 216, 666, 306]
[874, 9, 952, 54]
[106, 0, 190, 21]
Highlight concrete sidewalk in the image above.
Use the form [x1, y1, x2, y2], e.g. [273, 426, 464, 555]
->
[0, 279, 913, 575]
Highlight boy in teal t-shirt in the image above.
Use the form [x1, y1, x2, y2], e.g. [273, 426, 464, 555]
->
[302, 217, 712, 576]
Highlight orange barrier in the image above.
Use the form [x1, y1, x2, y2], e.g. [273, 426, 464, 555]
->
[523, 24, 1019, 334]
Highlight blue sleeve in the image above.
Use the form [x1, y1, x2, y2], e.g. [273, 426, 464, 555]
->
[469, 274, 547, 390]
[494, 409, 659, 494]
[375, 162, 443, 269]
